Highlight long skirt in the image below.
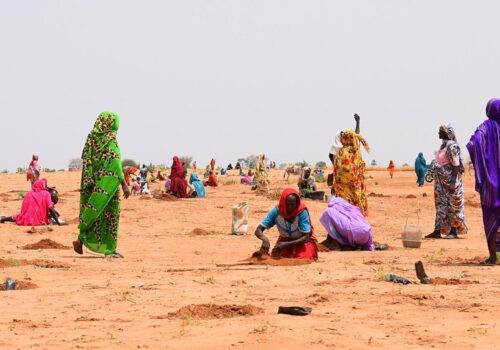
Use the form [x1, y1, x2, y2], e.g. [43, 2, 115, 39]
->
[433, 172, 467, 235]
[272, 236, 318, 260]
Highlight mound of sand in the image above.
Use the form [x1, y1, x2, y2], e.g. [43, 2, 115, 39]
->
[0, 258, 70, 269]
[430, 277, 479, 285]
[21, 239, 70, 250]
[245, 251, 313, 266]
[191, 228, 214, 236]
[166, 304, 264, 319]
[1, 281, 38, 291]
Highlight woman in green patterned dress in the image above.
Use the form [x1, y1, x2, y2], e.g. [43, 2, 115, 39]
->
[73, 112, 130, 258]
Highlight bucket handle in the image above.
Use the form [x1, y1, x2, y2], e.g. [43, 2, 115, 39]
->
[404, 210, 421, 229]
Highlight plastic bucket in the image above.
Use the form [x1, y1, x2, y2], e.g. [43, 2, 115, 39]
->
[402, 212, 422, 248]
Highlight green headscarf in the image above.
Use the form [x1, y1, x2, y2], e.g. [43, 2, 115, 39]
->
[78, 112, 124, 254]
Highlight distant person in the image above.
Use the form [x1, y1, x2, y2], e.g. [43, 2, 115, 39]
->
[235, 162, 241, 170]
[210, 158, 216, 172]
[388, 160, 395, 179]
[297, 167, 317, 198]
[170, 156, 188, 198]
[131, 177, 141, 195]
[139, 164, 148, 191]
[240, 169, 254, 185]
[123, 166, 138, 186]
[415, 153, 427, 187]
[204, 171, 218, 187]
[425, 124, 467, 239]
[227, 163, 233, 170]
[189, 173, 206, 198]
[333, 130, 370, 216]
[26, 154, 41, 185]
[467, 98, 500, 265]
[254, 153, 269, 192]
[329, 114, 360, 194]
[73, 112, 130, 258]
[0, 179, 59, 226]
[254, 188, 318, 260]
[192, 161, 197, 171]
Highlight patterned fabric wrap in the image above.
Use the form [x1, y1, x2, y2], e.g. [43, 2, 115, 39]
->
[333, 130, 369, 216]
[254, 153, 270, 192]
[433, 139, 467, 235]
[78, 112, 124, 254]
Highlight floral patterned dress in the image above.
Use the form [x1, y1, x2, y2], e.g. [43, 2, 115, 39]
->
[333, 130, 369, 216]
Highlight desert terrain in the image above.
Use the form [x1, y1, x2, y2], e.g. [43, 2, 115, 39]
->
[0, 169, 498, 350]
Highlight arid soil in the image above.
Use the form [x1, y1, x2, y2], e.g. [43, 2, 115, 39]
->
[0, 169, 499, 349]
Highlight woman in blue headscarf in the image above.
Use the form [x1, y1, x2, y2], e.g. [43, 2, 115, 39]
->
[189, 173, 206, 198]
[415, 153, 427, 187]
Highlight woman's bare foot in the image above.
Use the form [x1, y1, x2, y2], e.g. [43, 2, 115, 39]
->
[73, 240, 83, 255]
[480, 255, 497, 266]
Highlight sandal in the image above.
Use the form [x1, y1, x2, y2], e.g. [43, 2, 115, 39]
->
[106, 252, 124, 259]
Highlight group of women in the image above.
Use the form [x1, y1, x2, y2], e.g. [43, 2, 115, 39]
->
[3, 102, 498, 265]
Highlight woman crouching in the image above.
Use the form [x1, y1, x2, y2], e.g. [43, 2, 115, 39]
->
[255, 188, 318, 260]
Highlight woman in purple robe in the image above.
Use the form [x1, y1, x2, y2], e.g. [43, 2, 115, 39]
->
[467, 98, 500, 265]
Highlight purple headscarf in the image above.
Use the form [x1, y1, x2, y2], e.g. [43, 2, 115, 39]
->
[467, 99, 500, 251]
[486, 98, 500, 121]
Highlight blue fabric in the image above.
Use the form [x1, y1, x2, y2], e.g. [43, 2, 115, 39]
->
[189, 173, 206, 198]
[261, 207, 311, 238]
[415, 152, 427, 185]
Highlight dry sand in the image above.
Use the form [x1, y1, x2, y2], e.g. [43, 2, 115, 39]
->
[0, 169, 499, 349]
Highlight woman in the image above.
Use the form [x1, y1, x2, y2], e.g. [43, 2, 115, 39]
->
[467, 98, 500, 265]
[319, 197, 374, 251]
[254, 188, 318, 260]
[0, 179, 56, 226]
[73, 112, 130, 258]
[204, 171, 218, 187]
[415, 153, 427, 187]
[26, 155, 41, 185]
[210, 158, 216, 172]
[241, 169, 254, 185]
[254, 153, 270, 192]
[170, 156, 188, 198]
[426, 124, 467, 239]
[189, 173, 206, 198]
[333, 130, 370, 216]
[297, 167, 317, 198]
[388, 160, 395, 179]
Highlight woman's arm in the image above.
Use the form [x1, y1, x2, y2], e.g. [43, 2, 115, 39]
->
[273, 232, 311, 253]
[255, 225, 271, 253]
[121, 179, 130, 199]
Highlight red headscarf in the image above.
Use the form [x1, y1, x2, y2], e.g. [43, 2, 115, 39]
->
[278, 188, 307, 220]
[171, 156, 183, 179]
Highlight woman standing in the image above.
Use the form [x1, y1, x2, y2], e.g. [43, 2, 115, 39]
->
[73, 112, 130, 258]
[426, 124, 467, 239]
[26, 155, 41, 185]
[388, 160, 395, 179]
[415, 153, 427, 187]
[254, 153, 270, 192]
[333, 130, 370, 216]
[467, 98, 500, 265]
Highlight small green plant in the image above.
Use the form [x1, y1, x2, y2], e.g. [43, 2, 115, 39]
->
[9, 258, 21, 267]
[205, 276, 215, 284]
[181, 314, 194, 327]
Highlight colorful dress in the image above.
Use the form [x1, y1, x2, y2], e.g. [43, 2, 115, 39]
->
[333, 130, 369, 216]
[78, 112, 124, 255]
[261, 188, 318, 260]
[415, 153, 427, 186]
[254, 153, 270, 192]
[433, 125, 467, 235]
[467, 98, 500, 253]
[319, 197, 374, 251]
[189, 173, 206, 197]
[13, 180, 53, 226]
[170, 156, 187, 198]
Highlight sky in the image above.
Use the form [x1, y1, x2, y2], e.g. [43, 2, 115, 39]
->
[1, 0, 499, 171]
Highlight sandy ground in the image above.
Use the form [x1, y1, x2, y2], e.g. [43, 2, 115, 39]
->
[0, 169, 499, 350]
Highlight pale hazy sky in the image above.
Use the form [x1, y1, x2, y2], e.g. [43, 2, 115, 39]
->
[1, 1, 499, 171]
